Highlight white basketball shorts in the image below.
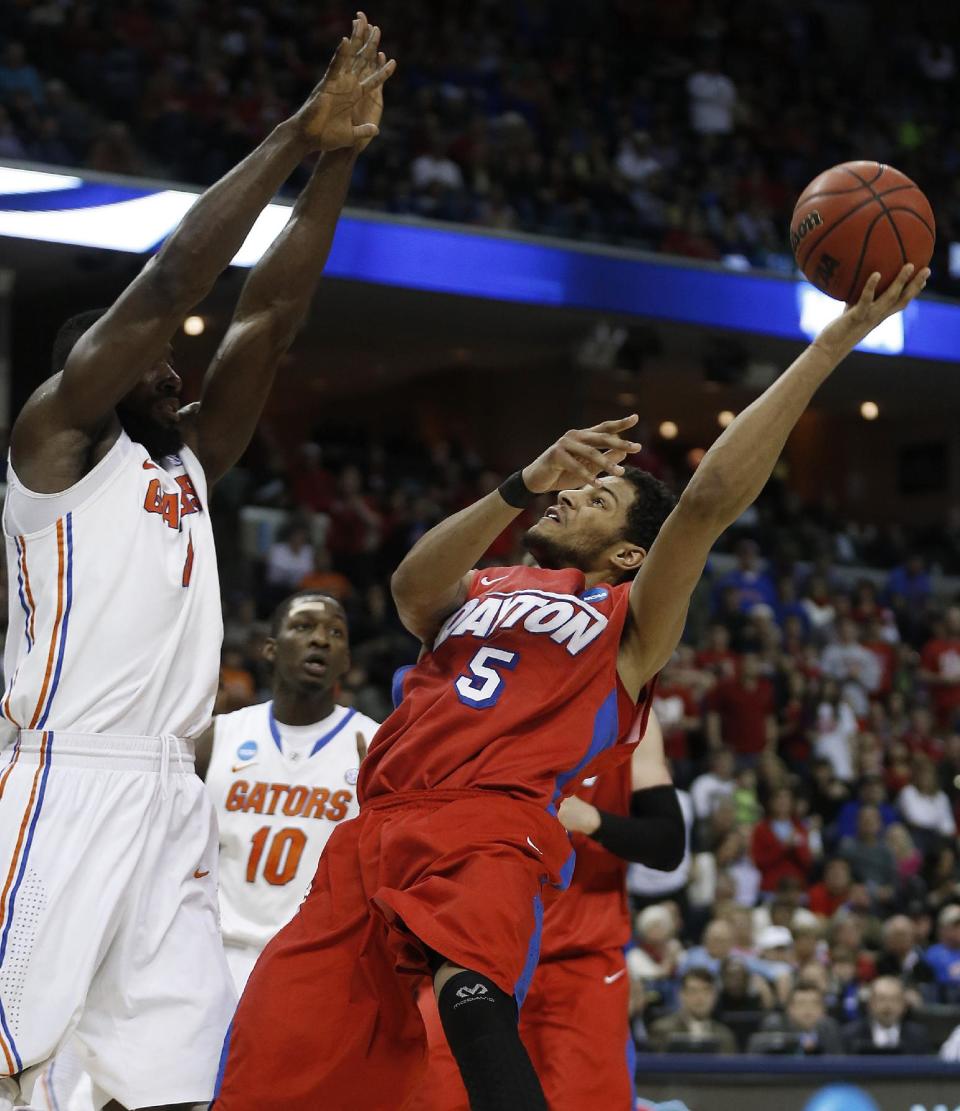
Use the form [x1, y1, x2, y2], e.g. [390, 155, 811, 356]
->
[0, 730, 236, 1108]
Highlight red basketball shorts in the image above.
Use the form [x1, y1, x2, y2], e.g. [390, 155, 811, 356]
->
[212, 789, 571, 1111]
[409, 947, 634, 1111]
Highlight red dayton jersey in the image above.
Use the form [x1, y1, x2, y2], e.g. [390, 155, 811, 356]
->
[360, 565, 640, 809]
[539, 756, 633, 961]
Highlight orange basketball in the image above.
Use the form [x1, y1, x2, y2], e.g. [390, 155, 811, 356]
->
[790, 161, 935, 302]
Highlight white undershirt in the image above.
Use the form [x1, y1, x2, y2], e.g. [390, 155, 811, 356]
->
[274, 706, 350, 762]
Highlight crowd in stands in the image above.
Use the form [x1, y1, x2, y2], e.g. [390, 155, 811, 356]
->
[4, 1, 960, 293]
[180, 421, 960, 1057]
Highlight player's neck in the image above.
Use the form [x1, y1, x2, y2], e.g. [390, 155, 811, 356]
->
[271, 685, 337, 727]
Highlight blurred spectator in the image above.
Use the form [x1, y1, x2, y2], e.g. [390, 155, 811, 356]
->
[299, 547, 353, 602]
[924, 904, 960, 988]
[265, 522, 315, 604]
[808, 858, 854, 919]
[757, 983, 843, 1055]
[696, 624, 739, 681]
[0, 43, 44, 104]
[689, 829, 760, 911]
[751, 788, 813, 894]
[648, 969, 738, 1054]
[714, 956, 769, 1013]
[652, 658, 703, 781]
[919, 606, 960, 728]
[814, 682, 859, 783]
[705, 653, 776, 765]
[885, 823, 924, 887]
[691, 749, 736, 821]
[836, 777, 899, 841]
[841, 977, 931, 1054]
[821, 619, 882, 717]
[839, 806, 897, 906]
[713, 541, 776, 615]
[874, 914, 935, 991]
[898, 759, 958, 850]
[886, 556, 932, 615]
[686, 50, 737, 136]
[628, 904, 683, 982]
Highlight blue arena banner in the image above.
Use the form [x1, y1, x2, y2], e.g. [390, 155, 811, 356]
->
[2, 162, 959, 363]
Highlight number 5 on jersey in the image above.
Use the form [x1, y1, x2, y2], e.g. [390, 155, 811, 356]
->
[455, 647, 519, 708]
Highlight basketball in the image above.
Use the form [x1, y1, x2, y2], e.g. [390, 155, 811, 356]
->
[790, 161, 935, 302]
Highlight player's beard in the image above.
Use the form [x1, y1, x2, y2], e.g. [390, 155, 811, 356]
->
[117, 404, 184, 460]
[522, 523, 607, 574]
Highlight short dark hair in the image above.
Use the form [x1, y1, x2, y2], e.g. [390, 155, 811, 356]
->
[51, 308, 108, 373]
[620, 467, 676, 553]
[681, 968, 716, 990]
[269, 590, 345, 637]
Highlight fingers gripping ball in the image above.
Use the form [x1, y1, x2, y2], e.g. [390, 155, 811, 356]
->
[803, 1085, 880, 1111]
[791, 161, 935, 302]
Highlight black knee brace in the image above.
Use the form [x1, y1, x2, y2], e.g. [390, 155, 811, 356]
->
[436, 971, 547, 1111]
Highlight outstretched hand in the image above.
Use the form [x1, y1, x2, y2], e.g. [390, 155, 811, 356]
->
[816, 263, 930, 358]
[521, 415, 642, 494]
[295, 12, 397, 152]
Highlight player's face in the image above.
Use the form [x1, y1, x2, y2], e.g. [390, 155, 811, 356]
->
[523, 475, 643, 579]
[117, 347, 184, 458]
[269, 598, 350, 692]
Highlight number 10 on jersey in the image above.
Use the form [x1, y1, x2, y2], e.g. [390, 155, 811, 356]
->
[455, 648, 519, 708]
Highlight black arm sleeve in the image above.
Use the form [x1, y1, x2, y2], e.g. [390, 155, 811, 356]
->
[588, 785, 685, 870]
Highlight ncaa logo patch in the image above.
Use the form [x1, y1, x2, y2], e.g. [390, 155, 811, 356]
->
[579, 588, 608, 603]
[345, 767, 359, 785]
[236, 740, 258, 762]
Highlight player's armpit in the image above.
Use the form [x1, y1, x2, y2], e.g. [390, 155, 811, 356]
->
[392, 570, 474, 645]
[617, 495, 716, 700]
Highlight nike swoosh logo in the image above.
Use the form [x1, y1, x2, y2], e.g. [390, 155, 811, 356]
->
[604, 969, 626, 984]
[193, 869, 210, 879]
[479, 575, 508, 586]
[526, 836, 543, 855]
[231, 762, 257, 773]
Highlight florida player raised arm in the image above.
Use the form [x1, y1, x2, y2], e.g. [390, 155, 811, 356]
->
[618, 263, 930, 699]
[391, 416, 643, 642]
[190, 16, 396, 483]
[10, 13, 394, 494]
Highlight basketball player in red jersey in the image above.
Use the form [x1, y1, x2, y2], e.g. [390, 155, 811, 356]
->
[411, 711, 681, 1111]
[213, 264, 927, 1111]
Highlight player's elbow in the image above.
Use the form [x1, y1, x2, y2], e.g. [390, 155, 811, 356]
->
[149, 248, 211, 311]
[678, 470, 730, 525]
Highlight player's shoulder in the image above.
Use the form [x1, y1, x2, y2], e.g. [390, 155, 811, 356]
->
[212, 700, 271, 747]
[348, 708, 381, 737]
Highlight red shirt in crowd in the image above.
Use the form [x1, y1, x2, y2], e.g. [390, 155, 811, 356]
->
[652, 683, 700, 761]
[751, 819, 813, 892]
[863, 639, 896, 696]
[920, 637, 960, 724]
[808, 882, 848, 917]
[707, 677, 775, 755]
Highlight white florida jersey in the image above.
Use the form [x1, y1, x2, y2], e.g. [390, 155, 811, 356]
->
[206, 700, 380, 951]
[2, 430, 222, 738]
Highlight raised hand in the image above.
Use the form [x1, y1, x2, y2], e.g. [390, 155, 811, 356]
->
[521, 415, 642, 494]
[294, 12, 397, 153]
[356, 730, 368, 763]
[352, 21, 389, 152]
[817, 263, 930, 357]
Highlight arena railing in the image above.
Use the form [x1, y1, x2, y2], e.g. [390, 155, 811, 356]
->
[3, 160, 960, 364]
